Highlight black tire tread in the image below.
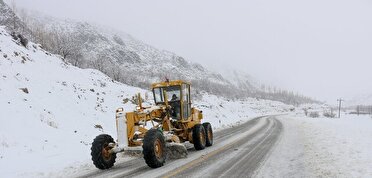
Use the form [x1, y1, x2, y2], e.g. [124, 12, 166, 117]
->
[91, 134, 117, 170]
[143, 129, 166, 168]
[193, 124, 206, 150]
[203, 122, 213, 147]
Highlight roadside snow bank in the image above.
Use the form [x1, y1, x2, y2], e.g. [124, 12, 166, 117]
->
[300, 114, 372, 177]
[257, 114, 372, 177]
[195, 94, 292, 131]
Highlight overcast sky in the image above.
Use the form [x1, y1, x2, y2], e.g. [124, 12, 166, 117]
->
[6, 0, 372, 103]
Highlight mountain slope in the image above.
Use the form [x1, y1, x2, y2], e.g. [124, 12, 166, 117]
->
[0, 0, 32, 39]
[0, 26, 295, 177]
[0, 26, 146, 175]
[20, 13, 317, 104]
[21, 14, 235, 96]
[0, 1, 318, 105]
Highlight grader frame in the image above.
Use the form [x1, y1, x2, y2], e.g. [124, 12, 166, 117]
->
[91, 80, 213, 169]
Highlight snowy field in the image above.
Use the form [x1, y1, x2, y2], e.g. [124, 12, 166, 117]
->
[257, 114, 372, 178]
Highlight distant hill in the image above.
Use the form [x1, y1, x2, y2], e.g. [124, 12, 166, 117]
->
[21, 12, 242, 98]
[0, 1, 318, 105]
[345, 94, 372, 107]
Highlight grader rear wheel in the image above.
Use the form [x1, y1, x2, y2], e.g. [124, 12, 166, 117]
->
[143, 129, 166, 168]
[203, 122, 213, 147]
[193, 124, 207, 150]
[91, 134, 117, 169]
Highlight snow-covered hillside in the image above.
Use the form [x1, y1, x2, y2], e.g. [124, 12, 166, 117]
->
[0, 27, 294, 177]
[0, 0, 32, 40]
[0, 0, 319, 105]
[0, 26, 145, 176]
[22, 13, 233, 93]
[215, 66, 260, 92]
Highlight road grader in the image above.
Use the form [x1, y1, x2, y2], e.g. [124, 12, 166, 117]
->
[91, 80, 213, 169]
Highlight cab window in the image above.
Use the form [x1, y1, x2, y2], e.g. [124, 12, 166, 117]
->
[153, 86, 181, 104]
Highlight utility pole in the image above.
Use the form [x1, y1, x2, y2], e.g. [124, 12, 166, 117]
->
[337, 98, 343, 118]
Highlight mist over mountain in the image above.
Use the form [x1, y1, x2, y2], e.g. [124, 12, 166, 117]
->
[345, 94, 372, 107]
[21, 11, 242, 97]
[0, 1, 317, 105]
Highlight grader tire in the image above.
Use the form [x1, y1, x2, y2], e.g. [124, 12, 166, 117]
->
[143, 129, 166, 168]
[203, 122, 213, 147]
[193, 124, 207, 150]
[91, 134, 117, 169]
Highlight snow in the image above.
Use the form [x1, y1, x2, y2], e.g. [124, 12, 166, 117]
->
[22, 13, 233, 88]
[256, 114, 372, 177]
[2, 24, 372, 178]
[197, 94, 292, 131]
[0, 27, 293, 177]
[0, 26, 144, 177]
[2, 22, 372, 178]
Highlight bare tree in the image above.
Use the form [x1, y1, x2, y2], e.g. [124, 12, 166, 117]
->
[91, 53, 108, 73]
[111, 66, 122, 81]
[17, 8, 29, 34]
[10, 0, 17, 31]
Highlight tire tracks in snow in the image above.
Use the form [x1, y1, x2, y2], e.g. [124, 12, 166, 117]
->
[162, 116, 282, 178]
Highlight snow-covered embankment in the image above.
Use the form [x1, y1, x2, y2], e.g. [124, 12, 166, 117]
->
[0, 27, 292, 177]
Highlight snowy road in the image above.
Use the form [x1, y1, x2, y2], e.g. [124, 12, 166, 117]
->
[75, 116, 282, 178]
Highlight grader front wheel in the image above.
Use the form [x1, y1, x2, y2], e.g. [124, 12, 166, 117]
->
[91, 134, 117, 169]
[143, 129, 166, 168]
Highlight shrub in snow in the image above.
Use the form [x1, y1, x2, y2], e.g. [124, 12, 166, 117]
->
[309, 112, 320, 118]
[10, 32, 28, 47]
[18, 34, 29, 47]
[130, 94, 144, 105]
[19, 87, 29, 94]
[303, 108, 309, 116]
[94, 124, 104, 132]
[10, 32, 17, 40]
[323, 111, 336, 118]
[122, 98, 129, 104]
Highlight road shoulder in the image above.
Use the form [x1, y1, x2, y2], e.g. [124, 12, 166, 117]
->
[255, 115, 311, 177]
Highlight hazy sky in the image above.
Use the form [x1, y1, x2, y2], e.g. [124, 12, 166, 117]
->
[6, 0, 372, 103]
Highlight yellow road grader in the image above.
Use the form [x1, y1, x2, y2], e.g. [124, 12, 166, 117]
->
[91, 80, 213, 169]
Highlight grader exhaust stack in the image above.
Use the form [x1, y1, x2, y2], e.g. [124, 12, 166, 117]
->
[91, 80, 213, 169]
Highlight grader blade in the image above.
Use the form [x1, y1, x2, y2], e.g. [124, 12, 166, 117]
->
[166, 142, 188, 159]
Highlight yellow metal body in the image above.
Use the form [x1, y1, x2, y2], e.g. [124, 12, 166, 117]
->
[117, 80, 203, 147]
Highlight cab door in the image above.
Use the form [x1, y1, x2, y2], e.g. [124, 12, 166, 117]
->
[182, 84, 191, 119]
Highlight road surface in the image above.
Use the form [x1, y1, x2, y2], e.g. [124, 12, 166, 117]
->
[76, 116, 282, 178]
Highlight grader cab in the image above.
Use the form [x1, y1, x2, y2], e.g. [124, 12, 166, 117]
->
[91, 80, 213, 169]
